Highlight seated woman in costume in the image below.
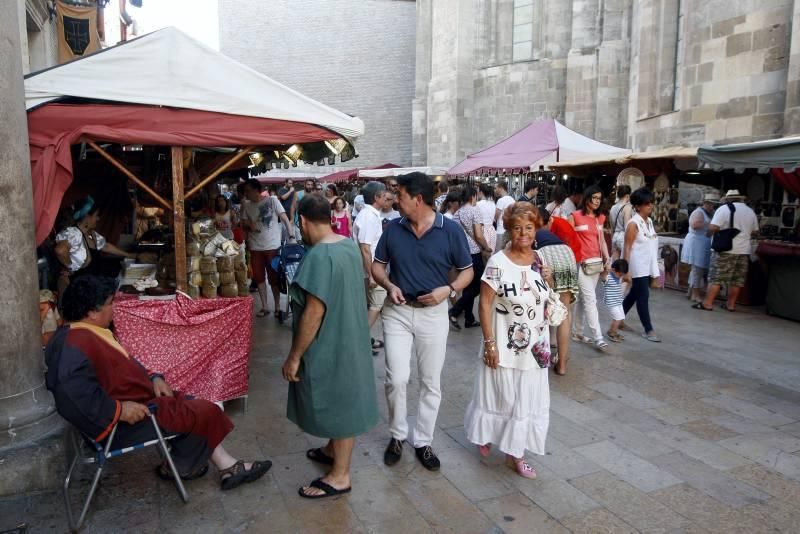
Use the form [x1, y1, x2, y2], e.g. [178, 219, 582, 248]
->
[45, 275, 272, 490]
[54, 196, 137, 297]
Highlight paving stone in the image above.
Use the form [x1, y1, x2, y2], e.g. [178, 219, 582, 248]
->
[650, 452, 769, 508]
[584, 397, 668, 434]
[729, 464, 800, 505]
[349, 464, 428, 531]
[548, 391, 605, 423]
[570, 470, 691, 532]
[573, 440, 682, 493]
[587, 382, 665, 412]
[740, 496, 800, 532]
[560, 507, 638, 534]
[584, 417, 675, 459]
[700, 394, 795, 427]
[718, 433, 800, 481]
[779, 421, 800, 439]
[647, 426, 752, 470]
[393, 476, 494, 534]
[546, 412, 603, 448]
[477, 491, 570, 534]
[710, 413, 776, 435]
[647, 484, 757, 534]
[533, 436, 604, 480]
[514, 478, 599, 520]
[678, 419, 739, 442]
[438, 447, 518, 502]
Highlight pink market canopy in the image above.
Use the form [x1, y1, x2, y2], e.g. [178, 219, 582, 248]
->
[448, 119, 630, 176]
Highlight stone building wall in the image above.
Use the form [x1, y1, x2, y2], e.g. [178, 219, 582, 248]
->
[218, 0, 417, 168]
[416, 0, 797, 167]
[19, 0, 59, 74]
[629, 0, 796, 150]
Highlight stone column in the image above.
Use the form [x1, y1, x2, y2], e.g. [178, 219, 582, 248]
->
[0, 0, 63, 497]
[565, 0, 602, 137]
[412, 0, 433, 166]
[785, 0, 800, 135]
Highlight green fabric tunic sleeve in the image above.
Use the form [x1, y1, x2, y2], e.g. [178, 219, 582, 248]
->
[292, 247, 333, 308]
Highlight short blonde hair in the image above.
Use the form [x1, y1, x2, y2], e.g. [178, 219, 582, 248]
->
[502, 202, 542, 232]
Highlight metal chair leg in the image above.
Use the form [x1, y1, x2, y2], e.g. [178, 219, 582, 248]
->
[63, 447, 80, 532]
[149, 413, 189, 503]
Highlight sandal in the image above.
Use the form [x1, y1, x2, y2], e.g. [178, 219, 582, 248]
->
[571, 333, 591, 344]
[553, 365, 566, 376]
[691, 303, 713, 311]
[155, 462, 209, 481]
[298, 477, 352, 499]
[274, 311, 281, 318]
[306, 447, 334, 466]
[720, 303, 736, 312]
[606, 331, 623, 343]
[255, 309, 268, 318]
[219, 460, 272, 491]
[371, 338, 385, 350]
[506, 457, 537, 479]
[478, 444, 491, 458]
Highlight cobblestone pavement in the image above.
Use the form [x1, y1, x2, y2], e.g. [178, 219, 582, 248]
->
[2, 289, 800, 533]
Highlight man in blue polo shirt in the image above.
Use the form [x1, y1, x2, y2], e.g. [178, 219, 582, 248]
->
[372, 172, 473, 471]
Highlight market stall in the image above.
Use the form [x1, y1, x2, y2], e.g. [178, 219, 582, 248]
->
[447, 119, 629, 199]
[26, 28, 365, 401]
[699, 137, 800, 320]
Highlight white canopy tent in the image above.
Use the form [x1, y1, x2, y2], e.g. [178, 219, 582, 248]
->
[358, 166, 449, 179]
[24, 27, 365, 139]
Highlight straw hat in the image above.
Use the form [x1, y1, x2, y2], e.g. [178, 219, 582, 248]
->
[703, 192, 721, 203]
[723, 189, 745, 201]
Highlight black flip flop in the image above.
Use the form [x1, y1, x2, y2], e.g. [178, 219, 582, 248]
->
[306, 447, 334, 466]
[298, 477, 352, 499]
[720, 304, 736, 312]
[448, 315, 461, 331]
[691, 303, 713, 311]
[155, 462, 209, 481]
[371, 338, 385, 349]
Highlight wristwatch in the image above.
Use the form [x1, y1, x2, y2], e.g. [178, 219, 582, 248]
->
[448, 284, 457, 299]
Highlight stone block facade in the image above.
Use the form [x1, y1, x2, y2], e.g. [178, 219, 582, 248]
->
[218, 0, 417, 168]
[415, 0, 799, 167]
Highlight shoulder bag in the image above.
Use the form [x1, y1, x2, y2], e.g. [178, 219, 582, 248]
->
[581, 214, 606, 275]
[711, 203, 740, 252]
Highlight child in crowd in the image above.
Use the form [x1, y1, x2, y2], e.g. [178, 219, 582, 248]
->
[604, 259, 630, 342]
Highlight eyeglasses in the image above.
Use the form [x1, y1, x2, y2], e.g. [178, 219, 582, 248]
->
[389, 183, 398, 188]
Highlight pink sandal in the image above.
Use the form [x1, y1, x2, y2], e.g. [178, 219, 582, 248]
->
[507, 456, 537, 479]
[478, 444, 491, 458]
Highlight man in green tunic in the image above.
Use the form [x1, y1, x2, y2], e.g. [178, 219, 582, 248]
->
[282, 193, 378, 499]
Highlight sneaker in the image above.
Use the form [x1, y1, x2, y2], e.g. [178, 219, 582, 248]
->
[414, 445, 441, 471]
[384, 438, 404, 466]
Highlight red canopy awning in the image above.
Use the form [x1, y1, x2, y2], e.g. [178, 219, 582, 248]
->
[27, 103, 340, 245]
[319, 163, 400, 183]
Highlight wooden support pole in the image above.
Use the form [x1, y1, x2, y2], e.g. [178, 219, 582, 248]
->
[171, 146, 187, 293]
[86, 139, 173, 211]
[184, 145, 256, 200]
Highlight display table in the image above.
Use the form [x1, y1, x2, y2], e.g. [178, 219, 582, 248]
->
[658, 235, 766, 305]
[113, 293, 253, 403]
[757, 240, 800, 321]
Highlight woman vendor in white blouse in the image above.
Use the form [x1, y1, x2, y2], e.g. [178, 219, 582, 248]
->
[55, 196, 137, 296]
[464, 202, 554, 480]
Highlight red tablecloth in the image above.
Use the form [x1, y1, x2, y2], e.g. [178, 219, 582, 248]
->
[757, 240, 800, 258]
[113, 293, 253, 402]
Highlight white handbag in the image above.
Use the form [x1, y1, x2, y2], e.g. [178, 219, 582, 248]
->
[546, 289, 568, 327]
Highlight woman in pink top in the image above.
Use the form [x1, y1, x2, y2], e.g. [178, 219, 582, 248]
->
[331, 196, 352, 238]
[568, 185, 611, 352]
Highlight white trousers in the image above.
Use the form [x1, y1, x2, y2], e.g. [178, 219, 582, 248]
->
[572, 268, 604, 342]
[382, 299, 449, 448]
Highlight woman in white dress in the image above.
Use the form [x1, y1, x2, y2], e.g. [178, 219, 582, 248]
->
[465, 202, 553, 479]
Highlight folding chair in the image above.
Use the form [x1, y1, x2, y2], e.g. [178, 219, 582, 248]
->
[63, 405, 188, 532]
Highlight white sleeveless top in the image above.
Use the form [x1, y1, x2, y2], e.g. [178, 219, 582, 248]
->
[625, 213, 659, 278]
